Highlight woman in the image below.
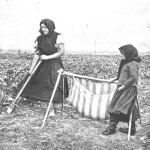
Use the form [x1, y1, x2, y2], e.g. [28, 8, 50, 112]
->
[11, 19, 68, 116]
[102, 44, 141, 136]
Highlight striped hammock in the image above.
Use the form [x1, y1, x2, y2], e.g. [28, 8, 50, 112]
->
[68, 77, 117, 120]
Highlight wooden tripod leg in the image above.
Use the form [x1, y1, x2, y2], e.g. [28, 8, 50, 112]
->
[136, 97, 142, 125]
[128, 113, 133, 141]
[42, 69, 63, 128]
[61, 76, 65, 117]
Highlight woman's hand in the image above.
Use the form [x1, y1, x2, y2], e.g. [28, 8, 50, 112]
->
[28, 70, 33, 75]
[40, 55, 50, 60]
[117, 85, 125, 91]
[28, 53, 40, 75]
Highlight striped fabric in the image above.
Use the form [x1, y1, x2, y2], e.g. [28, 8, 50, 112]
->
[68, 78, 117, 120]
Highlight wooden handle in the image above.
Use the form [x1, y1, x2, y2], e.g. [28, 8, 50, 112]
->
[42, 69, 63, 128]
[13, 61, 42, 104]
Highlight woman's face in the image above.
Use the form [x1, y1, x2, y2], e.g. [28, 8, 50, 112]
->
[40, 23, 49, 35]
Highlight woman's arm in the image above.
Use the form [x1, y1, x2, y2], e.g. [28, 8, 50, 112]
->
[29, 53, 40, 74]
[117, 85, 126, 91]
[40, 43, 65, 60]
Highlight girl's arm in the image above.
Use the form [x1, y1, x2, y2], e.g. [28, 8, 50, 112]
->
[117, 62, 138, 91]
[40, 43, 65, 60]
[29, 53, 40, 74]
[123, 62, 138, 87]
[109, 59, 125, 83]
[109, 77, 118, 82]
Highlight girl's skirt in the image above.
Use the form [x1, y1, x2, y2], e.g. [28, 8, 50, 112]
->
[107, 86, 140, 122]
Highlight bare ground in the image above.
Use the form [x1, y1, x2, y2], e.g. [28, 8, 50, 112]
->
[0, 79, 150, 150]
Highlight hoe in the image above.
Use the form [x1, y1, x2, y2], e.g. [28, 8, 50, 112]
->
[7, 61, 42, 114]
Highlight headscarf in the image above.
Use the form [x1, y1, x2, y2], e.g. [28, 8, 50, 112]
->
[36, 19, 60, 55]
[39, 19, 55, 36]
[117, 44, 141, 79]
[119, 44, 141, 62]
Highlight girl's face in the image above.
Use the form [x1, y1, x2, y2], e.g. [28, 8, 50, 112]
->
[40, 23, 49, 35]
[120, 49, 125, 58]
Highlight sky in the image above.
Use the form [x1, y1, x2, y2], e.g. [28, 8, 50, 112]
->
[0, 0, 150, 53]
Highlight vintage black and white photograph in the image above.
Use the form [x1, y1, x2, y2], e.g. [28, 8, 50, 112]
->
[0, 0, 150, 149]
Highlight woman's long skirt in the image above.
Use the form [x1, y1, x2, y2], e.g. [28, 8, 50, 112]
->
[15, 58, 68, 103]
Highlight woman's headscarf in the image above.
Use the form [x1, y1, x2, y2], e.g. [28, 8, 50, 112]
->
[39, 19, 55, 36]
[36, 19, 60, 55]
[117, 44, 141, 79]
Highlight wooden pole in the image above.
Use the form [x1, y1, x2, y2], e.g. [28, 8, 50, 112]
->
[63, 71, 110, 82]
[42, 69, 63, 128]
[61, 75, 65, 117]
[128, 113, 133, 141]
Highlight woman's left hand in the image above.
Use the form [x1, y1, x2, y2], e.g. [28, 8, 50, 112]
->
[40, 55, 50, 60]
[117, 85, 125, 91]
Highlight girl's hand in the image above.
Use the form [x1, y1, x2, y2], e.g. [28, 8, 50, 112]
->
[117, 85, 125, 91]
[109, 77, 117, 83]
[40, 55, 50, 60]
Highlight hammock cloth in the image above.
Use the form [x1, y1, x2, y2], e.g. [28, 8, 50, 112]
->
[68, 77, 117, 120]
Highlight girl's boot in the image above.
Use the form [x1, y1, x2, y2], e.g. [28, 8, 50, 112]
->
[102, 113, 118, 135]
[119, 121, 136, 135]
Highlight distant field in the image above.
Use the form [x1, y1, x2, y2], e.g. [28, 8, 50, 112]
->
[0, 52, 150, 87]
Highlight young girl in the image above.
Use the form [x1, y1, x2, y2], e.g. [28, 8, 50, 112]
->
[102, 44, 141, 136]
[11, 18, 68, 116]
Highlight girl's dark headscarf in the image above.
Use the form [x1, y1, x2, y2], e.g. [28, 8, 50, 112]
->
[35, 19, 60, 55]
[117, 44, 141, 79]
